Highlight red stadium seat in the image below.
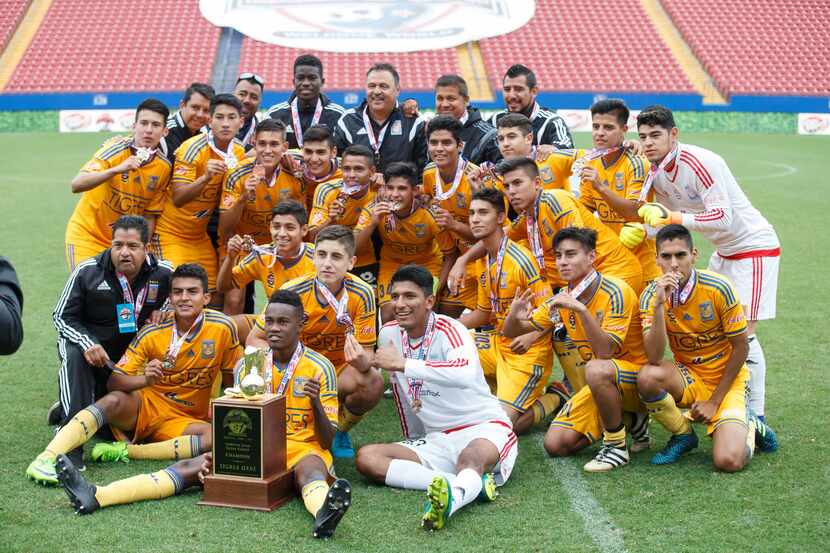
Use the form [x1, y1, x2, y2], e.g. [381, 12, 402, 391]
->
[0, 0, 29, 53]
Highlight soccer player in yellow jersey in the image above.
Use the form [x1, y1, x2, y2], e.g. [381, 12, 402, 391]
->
[578, 99, 660, 282]
[494, 113, 572, 192]
[280, 125, 343, 211]
[153, 94, 246, 293]
[503, 228, 650, 471]
[65, 99, 171, 270]
[52, 290, 353, 540]
[355, 162, 457, 322]
[308, 145, 378, 285]
[26, 264, 241, 485]
[458, 188, 564, 434]
[637, 225, 777, 470]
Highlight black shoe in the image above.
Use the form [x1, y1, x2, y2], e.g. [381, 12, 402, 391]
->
[67, 446, 86, 472]
[47, 401, 63, 426]
[312, 479, 351, 539]
[56, 454, 99, 515]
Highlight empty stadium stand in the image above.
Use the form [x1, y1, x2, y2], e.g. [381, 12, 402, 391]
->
[0, 0, 29, 53]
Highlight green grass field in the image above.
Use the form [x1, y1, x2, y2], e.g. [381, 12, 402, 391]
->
[1, 131, 828, 552]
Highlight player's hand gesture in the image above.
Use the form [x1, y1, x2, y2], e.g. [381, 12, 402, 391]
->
[534, 145, 555, 162]
[344, 334, 373, 373]
[205, 159, 227, 178]
[374, 341, 406, 372]
[509, 288, 535, 321]
[654, 272, 679, 304]
[144, 359, 164, 386]
[328, 196, 346, 222]
[198, 452, 213, 483]
[623, 139, 642, 155]
[372, 199, 393, 223]
[447, 259, 468, 295]
[433, 205, 455, 230]
[509, 331, 537, 354]
[580, 166, 602, 189]
[115, 156, 142, 173]
[226, 234, 244, 258]
[370, 172, 385, 190]
[302, 376, 322, 401]
[83, 344, 110, 368]
[551, 291, 585, 312]
[690, 399, 717, 423]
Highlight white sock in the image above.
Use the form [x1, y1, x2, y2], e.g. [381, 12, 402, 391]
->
[449, 468, 482, 516]
[384, 459, 453, 490]
[746, 335, 766, 417]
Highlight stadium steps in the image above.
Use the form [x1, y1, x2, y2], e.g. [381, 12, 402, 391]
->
[211, 27, 244, 94]
[456, 41, 494, 102]
[0, 0, 51, 91]
[640, 0, 727, 104]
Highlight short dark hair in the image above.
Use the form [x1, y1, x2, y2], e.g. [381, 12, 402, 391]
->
[302, 125, 334, 148]
[135, 98, 169, 123]
[637, 105, 676, 131]
[183, 82, 215, 104]
[267, 289, 304, 320]
[255, 118, 286, 138]
[591, 98, 629, 126]
[435, 74, 469, 98]
[315, 225, 356, 256]
[112, 215, 149, 244]
[390, 265, 435, 298]
[504, 64, 537, 89]
[342, 144, 375, 167]
[383, 161, 419, 187]
[497, 113, 533, 136]
[271, 199, 308, 226]
[553, 227, 597, 252]
[367, 63, 400, 87]
[426, 115, 463, 143]
[293, 54, 324, 77]
[655, 224, 694, 251]
[171, 263, 209, 292]
[210, 93, 243, 116]
[471, 187, 506, 214]
[496, 156, 539, 180]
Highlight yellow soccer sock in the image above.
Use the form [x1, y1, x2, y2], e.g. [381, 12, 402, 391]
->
[126, 435, 202, 461]
[301, 480, 329, 517]
[44, 405, 105, 459]
[95, 468, 180, 508]
[531, 393, 563, 424]
[603, 424, 627, 447]
[642, 393, 692, 435]
[745, 418, 756, 460]
[338, 406, 363, 432]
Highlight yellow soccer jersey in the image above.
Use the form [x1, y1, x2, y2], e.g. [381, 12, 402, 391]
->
[255, 273, 377, 371]
[230, 242, 315, 298]
[116, 309, 242, 421]
[475, 239, 552, 333]
[154, 134, 247, 241]
[308, 180, 376, 266]
[66, 136, 171, 246]
[536, 149, 580, 192]
[530, 273, 648, 365]
[640, 269, 748, 387]
[270, 346, 339, 446]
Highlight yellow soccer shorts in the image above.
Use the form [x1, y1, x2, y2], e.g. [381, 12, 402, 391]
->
[112, 390, 205, 444]
[377, 258, 440, 305]
[677, 363, 750, 435]
[439, 274, 478, 310]
[64, 236, 109, 272]
[550, 359, 644, 443]
[287, 439, 335, 479]
[154, 232, 219, 290]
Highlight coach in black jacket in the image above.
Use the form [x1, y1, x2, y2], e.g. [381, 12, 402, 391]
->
[51, 216, 171, 462]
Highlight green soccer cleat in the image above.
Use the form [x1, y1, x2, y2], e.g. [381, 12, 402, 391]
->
[422, 476, 453, 531]
[91, 441, 129, 463]
[26, 454, 58, 486]
[56, 454, 100, 515]
[477, 472, 498, 502]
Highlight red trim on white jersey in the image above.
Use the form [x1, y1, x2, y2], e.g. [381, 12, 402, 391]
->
[500, 434, 518, 461]
[679, 151, 713, 188]
[390, 380, 411, 438]
[695, 208, 726, 223]
[717, 247, 780, 260]
[751, 257, 763, 320]
[435, 318, 464, 348]
[443, 419, 509, 434]
[425, 359, 469, 369]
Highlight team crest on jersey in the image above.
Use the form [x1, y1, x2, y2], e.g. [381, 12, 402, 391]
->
[292, 377, 307, 397]
[699, 302, 714, 322]
[455, 193, 466, 209]
[148, 176, 159, 191]
[540, 166, 554, 183]
[390, 120, 402, 136]
[614, 173, 624, 191]
[147, 281, 159, 303]
[414, 223, 427, 238]
[201, 340, 216, 359]
[542, 220, 554, 237]
[568, 311, 577, 329]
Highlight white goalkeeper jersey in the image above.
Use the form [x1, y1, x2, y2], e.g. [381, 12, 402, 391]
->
[379, 314, 511, 438]
[651, 143, 779, 257]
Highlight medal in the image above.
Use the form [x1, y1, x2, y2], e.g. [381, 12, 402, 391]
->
[670, 269, 696, 308]
[225, 156, 238, 170]
[134, 146, 155, 164]
[291, 96, 323, 148]
[316, 279, 354, 332]
[639, 144, 679, 203]
[207, 131, 237, 170]
[486, 236, 509, 314]
[163, 312, 204, 371]
[401, 311, 437, 413]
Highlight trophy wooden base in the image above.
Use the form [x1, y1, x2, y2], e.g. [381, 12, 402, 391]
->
[199, 470, 295, 511]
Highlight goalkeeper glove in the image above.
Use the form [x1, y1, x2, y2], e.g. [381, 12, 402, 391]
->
[638, 202, 682, 227]
[619, 223, 646, 249]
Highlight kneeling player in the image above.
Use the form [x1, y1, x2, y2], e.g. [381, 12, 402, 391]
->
[26, 264, 241, 484]
[637, 225, 777, 471]
[354, 265, 518, 531]
[54, 290, 351, 539]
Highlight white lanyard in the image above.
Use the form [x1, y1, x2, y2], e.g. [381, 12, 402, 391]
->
[550, 270, 599, 324]
[486, 236, 509, 314]
[269, 343, 305, 397]
[639, 144, 679, 202]
[433, 157, 466, 201]
[291, 97, 323, 147]
[116, 273, 148, 317]
[362, 107, 390, 157]
[316, 279, 354, 332]
[208, 131, 237, 169]
[526, 194, 545, 272]
[251, 242, 305, 269]
[401, 311, 437, 410]
[165, 312, 204, 366]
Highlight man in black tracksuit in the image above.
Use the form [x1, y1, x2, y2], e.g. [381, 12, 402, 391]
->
[51, 216, 171, 466]
[0, 256, 23, 355]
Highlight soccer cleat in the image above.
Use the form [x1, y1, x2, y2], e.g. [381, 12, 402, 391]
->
[46, 401, 63, 426]
[584, 444, 630, 472]
[651, 431, 699, 465]
[626, 411, 652, 453]
[421, 476, 453, 531]
[26, 454, 58, 485]
[56, 454, 100, 515]
[750, 414, 778, 453]
[331, 431, 354, 459]
[477, 472, 498, 502]
[67, 446, 86, 472]
[545, 381, 571, 417]
[91, 441, 130, 463]
[312, 478, 351, 538]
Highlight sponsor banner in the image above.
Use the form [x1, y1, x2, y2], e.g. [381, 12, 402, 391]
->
[199, 0, 535, 53]
[59, 109, 135, 132]
[557, 109, 641, 133]
[797, 113, 830, 135]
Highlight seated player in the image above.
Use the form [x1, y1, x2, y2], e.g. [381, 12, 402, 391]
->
[54, 290, 352, 539]
[247, 225, 382, 458]
[503, 227, 650, 471]
[354, 265, 518, 531]
[637, 224, 777, 471]
[26, 264, 241, 484]
[217, 200, 314, 342]
[280, 125, 343, 211]
[459, 188, 564, 434]
[307, 145, 378, 285]
[355, 161, 457, 322]
[65, 98, 171, 270]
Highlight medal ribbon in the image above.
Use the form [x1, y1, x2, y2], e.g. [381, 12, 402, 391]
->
[271, 343, 305, 397]
[549, 270, 599, 324]
[526, 194, 546, 272]
[132, 142, 157, 165]
[116, 273, 149, 319]
[166, 312, 204, 364]
[433, 157, 466, 201]
[362, 107, 390, 158]
[207, 131, 237, 168]
[401, 311, 437, 406]
[291, 97, 323, 147]
[639, 143, 679, 202]
[486, 236, 509, 314]
[670, 269, 697, 308]
[316, 279, 354, 332]
[303, 157, 339, 185]
[251, 242, 305, 269]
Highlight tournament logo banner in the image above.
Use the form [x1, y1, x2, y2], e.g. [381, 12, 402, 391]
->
[199, 0, 535, 53]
